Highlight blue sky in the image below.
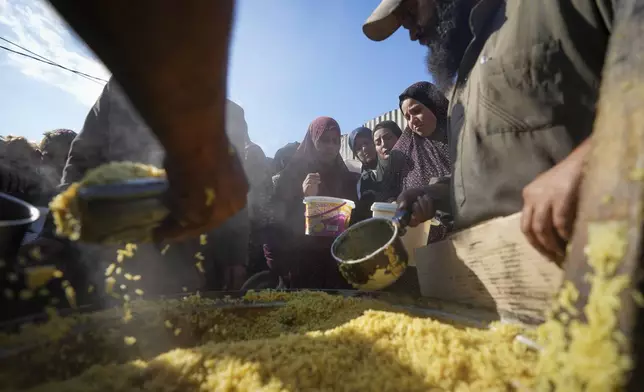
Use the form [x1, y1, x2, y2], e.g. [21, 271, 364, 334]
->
[0, 0, 430, 156]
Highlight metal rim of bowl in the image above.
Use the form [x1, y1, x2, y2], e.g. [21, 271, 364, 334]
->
[0, 192, 40, 228]
[331, 217, 399, 265]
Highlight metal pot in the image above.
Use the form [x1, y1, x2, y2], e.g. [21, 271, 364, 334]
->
[0, 192, 40, 261]
[331, 209, 411, 291]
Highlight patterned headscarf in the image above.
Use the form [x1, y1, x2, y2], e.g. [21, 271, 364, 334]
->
[393, 81, 451, 191]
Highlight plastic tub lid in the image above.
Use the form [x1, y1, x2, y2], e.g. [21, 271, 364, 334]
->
[303, 196, 355, 209]
[370, 202, 397, 213]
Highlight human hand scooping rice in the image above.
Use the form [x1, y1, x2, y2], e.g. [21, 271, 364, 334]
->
[46, 0, 248, 242]
[302, 173, 321, 197]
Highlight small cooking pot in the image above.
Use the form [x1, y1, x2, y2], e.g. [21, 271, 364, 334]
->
[331, 208, 411, 291]
[0, 192, 40, 261]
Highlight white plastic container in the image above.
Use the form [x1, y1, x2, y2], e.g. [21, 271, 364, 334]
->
[370, 202, 432, 266]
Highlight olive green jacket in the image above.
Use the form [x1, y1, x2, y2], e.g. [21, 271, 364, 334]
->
[448, 0, 614, 229]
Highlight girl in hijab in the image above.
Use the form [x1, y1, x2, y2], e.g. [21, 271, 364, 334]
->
[373, 121, 403, 162]
[350, 125, 403, 221]
[349, 126, 378, 222]
[266, 117, 357, 289]
[367, 120, 404, 202]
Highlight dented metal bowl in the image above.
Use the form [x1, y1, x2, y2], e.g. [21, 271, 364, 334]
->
[331, 217, 409, 291]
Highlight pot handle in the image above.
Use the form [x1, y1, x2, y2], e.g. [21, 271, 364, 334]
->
[392, 204, 413, 236]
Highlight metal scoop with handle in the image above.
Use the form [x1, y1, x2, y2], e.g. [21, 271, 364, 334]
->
[332, 206, 413, 291]
[73, 178, 170, 244]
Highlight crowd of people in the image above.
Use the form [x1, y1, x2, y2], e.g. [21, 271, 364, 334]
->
[1, 0, 618, 315]
[0, 130, 77, 204]
[1, 76, 456, 304]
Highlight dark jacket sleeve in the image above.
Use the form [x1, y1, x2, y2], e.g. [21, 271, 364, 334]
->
[376, 151, 405, 202]
[0, 161, 43, 204]
[60, 82, 112, 188]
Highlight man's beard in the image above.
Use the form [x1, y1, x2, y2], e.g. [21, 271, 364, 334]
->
[422, 0, 474, 92]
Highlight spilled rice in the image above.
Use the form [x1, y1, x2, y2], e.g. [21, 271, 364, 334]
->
[0, 291, 538, 391]
[535, 221, 634, 391]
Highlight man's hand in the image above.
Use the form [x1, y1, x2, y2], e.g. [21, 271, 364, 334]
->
[154, 138, 249, 242]
[397, 188, 436, 228]
[302, 173, 321, 197]
[521, 140, 591, 262]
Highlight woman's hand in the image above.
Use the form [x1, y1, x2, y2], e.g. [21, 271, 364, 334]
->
[302, 173, 321, 197]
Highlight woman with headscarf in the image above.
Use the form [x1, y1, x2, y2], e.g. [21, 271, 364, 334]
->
[266, 117, 357, 289]
[385, 82, 453, 243]
[362, 121, 405, 203]
[373, 121, 403, 162]
[348, 126, 378, 222]
[396, 81, 451, 189]
[271, 142, 300, 186]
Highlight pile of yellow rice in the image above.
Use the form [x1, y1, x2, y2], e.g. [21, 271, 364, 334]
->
[0, 291, 538, 391]
[2, 217, 636, 391]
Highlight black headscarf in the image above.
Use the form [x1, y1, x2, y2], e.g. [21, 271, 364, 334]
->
[398, 81, 449, 136]
[273, 142, 300, 175]
[373, 120, 403, 139]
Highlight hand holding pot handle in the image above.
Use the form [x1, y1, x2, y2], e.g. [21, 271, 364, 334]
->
[392, 199, 415, 236]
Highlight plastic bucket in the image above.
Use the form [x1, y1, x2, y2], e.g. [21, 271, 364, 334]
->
[370, 202, 432, 266]
[303, 196, 355, 237]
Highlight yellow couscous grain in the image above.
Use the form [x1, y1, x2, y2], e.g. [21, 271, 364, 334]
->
[105, 277, 116, 294]
[205, 187, 216, 206]
[160, 244, 170, 255]
[104, 264, 116, 277]
[2, 291, 539, 391]
[19, 289, 34, 300]
[535, 221, 633, 391]
[25, 266, 58, 290]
